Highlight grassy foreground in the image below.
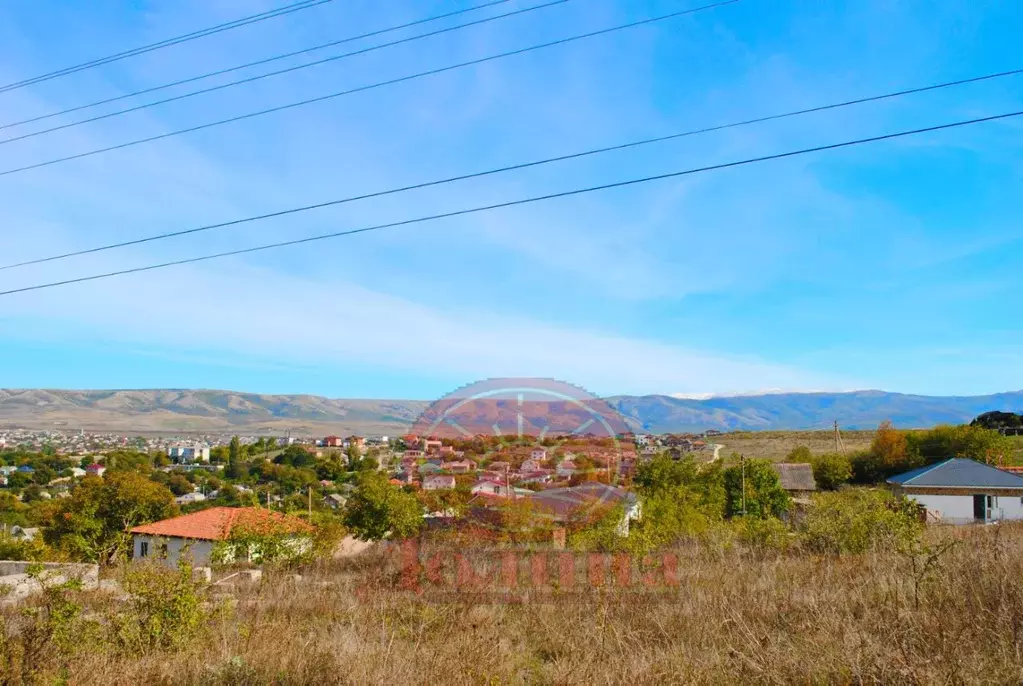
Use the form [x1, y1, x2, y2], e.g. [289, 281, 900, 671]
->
[5, 523, 1023, 684]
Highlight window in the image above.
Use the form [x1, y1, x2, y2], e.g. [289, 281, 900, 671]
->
[139, 541, 149, 558]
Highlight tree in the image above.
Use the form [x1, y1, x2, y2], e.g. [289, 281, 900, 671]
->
[909, 424, 1013, 465]
[723, 458, 789, 519]
[342, 471, 422, 541]
[345, 443, 361, 470]
[275, 445, 316, 469]
[871, 421, 914, 470]
[785, 445, 813, 463]
[226, 436, 245, 480]
[809, 452, 852, 490]
[167, 473, 194, 497]
[44, 472, 177, 564]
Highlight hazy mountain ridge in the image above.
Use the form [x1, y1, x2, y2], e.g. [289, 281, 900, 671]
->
[1, 388, 1022, 434]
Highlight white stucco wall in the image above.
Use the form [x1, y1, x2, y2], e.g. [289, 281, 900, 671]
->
[905, 493, 1023, 525]
[133, 535, 215, 567]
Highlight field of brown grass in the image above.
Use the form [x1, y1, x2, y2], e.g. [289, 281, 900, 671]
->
[714, 430, 875, 460]
[6, 523, 1023, 684]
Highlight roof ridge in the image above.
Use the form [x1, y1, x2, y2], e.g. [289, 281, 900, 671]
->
[223, 507, 242, 539]
[901, 458, 954, 485]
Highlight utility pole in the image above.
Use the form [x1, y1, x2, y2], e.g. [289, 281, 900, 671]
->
[740, 453, 747, 516]
[308, 486, 313, 518]
[834, 420, 845, 453]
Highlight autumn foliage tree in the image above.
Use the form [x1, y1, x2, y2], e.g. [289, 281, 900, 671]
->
[44, 473, 177, 564]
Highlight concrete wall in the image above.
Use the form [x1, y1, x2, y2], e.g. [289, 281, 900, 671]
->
[0, 561, 98, 586]
[133, 535, 215, 567]
[906, 492, 1023, 524]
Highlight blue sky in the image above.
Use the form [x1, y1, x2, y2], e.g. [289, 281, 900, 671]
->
[0, 0, 1021, 399]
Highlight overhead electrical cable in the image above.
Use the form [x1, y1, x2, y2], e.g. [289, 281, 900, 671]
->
[0, 0, 334, 95]
[1, 108, 1018, 298]
[0, 0, 739, 179]
[0, 0, 517, 132]
[0, 0, 570, 146]
[2, 65, 1019, 272]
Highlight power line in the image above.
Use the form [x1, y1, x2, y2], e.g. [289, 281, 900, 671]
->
[0, 0, 516, 133]
[3, 65, 1019, 272]
[0, 0, 739, 179]
[0, 0, 334, 95]
[0, 0, 569, 147]
[2, 108, 1018, 298]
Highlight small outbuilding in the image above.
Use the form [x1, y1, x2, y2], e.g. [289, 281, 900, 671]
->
[887, 458, 1023, 524]
[771, 463, 817, 497]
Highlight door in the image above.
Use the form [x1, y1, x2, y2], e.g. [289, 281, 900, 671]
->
[973, 494, 987, 521]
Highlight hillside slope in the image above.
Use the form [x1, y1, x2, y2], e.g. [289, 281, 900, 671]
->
[1, 388, 1022, 434]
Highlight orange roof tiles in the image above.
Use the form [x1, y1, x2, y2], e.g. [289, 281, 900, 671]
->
[129, 506, 313, 541]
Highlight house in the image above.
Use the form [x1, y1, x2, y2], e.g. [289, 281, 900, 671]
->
[517, 470, 554, 485]
[130, 507, 314, 567]
[487, 461, 511, 473]
[442, 459, 477, 474]
[323, 435, 343, 448]
[0, 466, 17, 476]
[521, 458, 543, 473]
[887, 458, 1023, 524]
[422, 475, 456, 491]
[85, 463, 106, 477]
[167, 444, 210, 464]
[423, 439, 443, 454]
[418, 462, 442, 475]
[771, 463, 817, 497]
[530, 448, 547, 462]
[393, 471, 415, 485]
[470, 478, 522, 498]
[16, 465, 34, 475]
[526, 483, 641, 534]
[323, 493, 346, 510]
[348, 436, 366, 449]
[439, 445, 456, 456]
[404, 450, 425, 459]
[69, 467, 87, 478]
[556, 460, 577, 477]
[174, 491, 207, 506]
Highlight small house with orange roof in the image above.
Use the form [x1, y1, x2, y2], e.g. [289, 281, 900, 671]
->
[130, 506, 314, 567]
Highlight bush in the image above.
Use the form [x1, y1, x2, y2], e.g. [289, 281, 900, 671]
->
[800, 489, 921, 556]
[785, 445, 813, 463]
[809, 452, 852, 490]
[733, 516, 792, 552]
[112, 560, 211, 653]
[723, 459, 790, 519]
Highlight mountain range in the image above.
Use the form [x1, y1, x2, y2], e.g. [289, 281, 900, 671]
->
[2, 388, 1022, 435]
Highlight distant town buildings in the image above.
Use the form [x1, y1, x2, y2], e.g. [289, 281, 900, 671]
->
[167, 444, 210, 463]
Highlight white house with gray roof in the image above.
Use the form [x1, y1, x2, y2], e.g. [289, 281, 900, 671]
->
[887, 458, 1023, 524]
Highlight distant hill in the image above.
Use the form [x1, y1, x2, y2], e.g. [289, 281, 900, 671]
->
[607, 390, 1023, 433]
[1, 388, 1022, 435]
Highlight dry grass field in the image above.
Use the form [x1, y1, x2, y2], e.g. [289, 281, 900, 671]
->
[713, 430, 875, 460]
[5, 523, 1023, 684]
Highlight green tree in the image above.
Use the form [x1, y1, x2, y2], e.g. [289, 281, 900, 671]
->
[809, 452, 853, 490]
[723, 458, 790, 519]
[166, 473, 194, 497]
[342, 471, 423, 541]
[345, 442, 361, 470]
[909, 424, 1013, 465]
[44, 472, 177, 564]
[226, 436, 245, 480]
[785, 445, 813, 463]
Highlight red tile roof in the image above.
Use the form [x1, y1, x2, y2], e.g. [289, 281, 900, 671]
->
[129, 507, 313, 541]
